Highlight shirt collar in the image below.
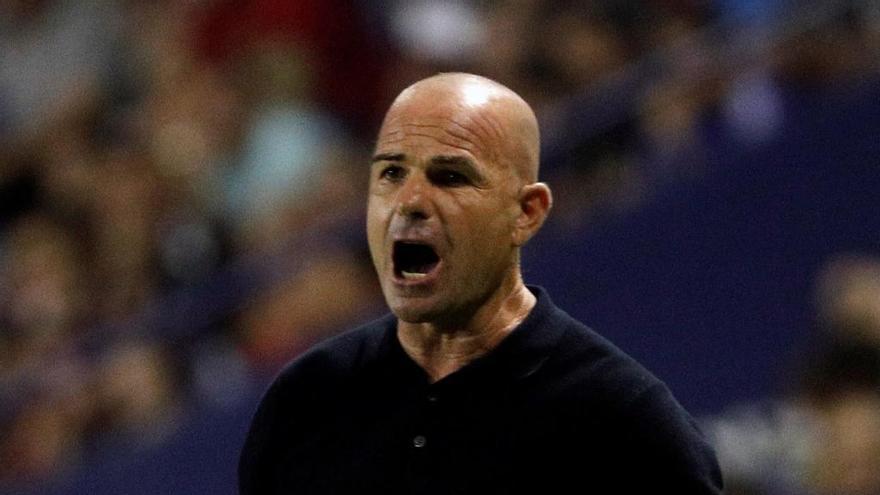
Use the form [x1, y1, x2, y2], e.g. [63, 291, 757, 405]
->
[377, 285, 566, 391]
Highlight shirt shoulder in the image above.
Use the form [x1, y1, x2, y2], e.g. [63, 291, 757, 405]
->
[238, 314, 395, 493]
[269, 313, 393, 393]
[538, 306, 723, 491]
[541, 305, 661, 405]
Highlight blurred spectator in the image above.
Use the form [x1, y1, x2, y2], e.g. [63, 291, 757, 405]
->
[774, 2, 879, 88]
[0, 214, 93, 482]
[0, 214, 87, 372]
[192, 0, 387, 132]
[88, 150, 162, 319]
[1, 392, 86, 482]
[708, 254, 880, 495]
[238, 246, 382, 372]
[803, 255, 880, 495]
[816, 255, 880, 347]
[222, 41, 346, 249]
[89, 341, 180, 447]
[389, 0, 485, 66]
[0, 0, 123, 145]
[801, 342, 880, 495]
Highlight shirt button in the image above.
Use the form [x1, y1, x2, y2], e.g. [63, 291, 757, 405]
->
[412, 435, 427, 448]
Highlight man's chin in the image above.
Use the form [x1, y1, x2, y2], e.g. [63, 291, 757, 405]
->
[387, 295, 446, 324]
[389, 304, 438, 324]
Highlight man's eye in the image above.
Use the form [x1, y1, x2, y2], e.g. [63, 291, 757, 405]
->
[379, 166, 404, 181]
[431, 170, 469, 186]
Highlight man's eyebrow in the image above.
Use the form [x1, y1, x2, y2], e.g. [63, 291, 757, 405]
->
[429, 155, 476, 167]
[371, 152, 405, 163]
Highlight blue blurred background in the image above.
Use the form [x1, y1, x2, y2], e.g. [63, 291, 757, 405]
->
[1, 1, 879, 494]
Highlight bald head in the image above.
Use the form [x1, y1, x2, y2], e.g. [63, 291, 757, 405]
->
[380, 73, 541, 183]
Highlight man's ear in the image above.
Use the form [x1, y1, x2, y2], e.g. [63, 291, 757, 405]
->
[512, 182, 552, 247]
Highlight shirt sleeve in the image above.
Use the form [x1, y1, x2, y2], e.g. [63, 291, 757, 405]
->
[238, 373, 289, 495]
[616, 382, 725, 493]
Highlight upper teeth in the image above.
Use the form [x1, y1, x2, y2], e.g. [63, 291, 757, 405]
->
[401, 271, 427, 280]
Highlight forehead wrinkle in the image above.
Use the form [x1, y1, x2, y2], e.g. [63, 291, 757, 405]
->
[458, 110, 510, 164]
[377, 133, 406, 146]
[454, 95, 506, 139]
[384, 98, 492, 141]
[461, 98, 538, 184]
[449, 113, 504, 149]
[472, 111, 506, 143]
[444, 125, 505, 171]
[400, 121, 482, 148]
[376, 126, 403, 144]
[446, 115, 509, 170]
[442, 120, 485, 149]
[376, 130, 479, 160]
[380, 117, 489, 158]
[397, 122, 450, 129]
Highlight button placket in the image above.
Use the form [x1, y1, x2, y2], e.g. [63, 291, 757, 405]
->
[412, 435, 427, 448]
[411, 390, 440, 450]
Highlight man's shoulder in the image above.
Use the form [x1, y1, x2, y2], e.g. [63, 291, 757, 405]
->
[528, 286, 659, 394]
[541, 305, 665, 407]
[540, 304, 723, 490]
[273, 313, 395, 388]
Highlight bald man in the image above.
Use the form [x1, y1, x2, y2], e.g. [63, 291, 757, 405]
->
[239, 73, 723, 494]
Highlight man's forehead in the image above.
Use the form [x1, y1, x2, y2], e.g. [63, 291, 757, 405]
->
[382, 96, 487, 127]
[375, 109, 501, 165]
[378, 92, 507, 149]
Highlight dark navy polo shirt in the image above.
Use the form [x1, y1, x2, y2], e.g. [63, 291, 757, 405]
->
[239, 286, 723, 493]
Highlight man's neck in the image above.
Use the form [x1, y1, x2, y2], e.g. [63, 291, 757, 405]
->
[396, 279, 536, 383]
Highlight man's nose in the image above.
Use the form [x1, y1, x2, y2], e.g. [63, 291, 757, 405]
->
[396, 175, 431, 220]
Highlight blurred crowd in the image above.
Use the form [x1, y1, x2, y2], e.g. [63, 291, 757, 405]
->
[708, 254, 880, 495]
[0, 0, 878, 490]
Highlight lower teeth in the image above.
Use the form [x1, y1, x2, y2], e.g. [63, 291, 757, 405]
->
[401, 271, 427, 280]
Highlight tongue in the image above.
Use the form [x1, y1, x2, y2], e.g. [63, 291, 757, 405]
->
[404, 259, 436, 274]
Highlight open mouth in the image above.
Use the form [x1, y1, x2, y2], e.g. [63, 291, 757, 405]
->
[393, 241, 440, 281]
